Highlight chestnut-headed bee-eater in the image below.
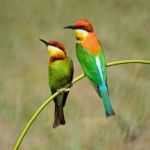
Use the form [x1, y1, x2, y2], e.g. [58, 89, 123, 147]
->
[64, 19, 115, 117]
[40, 39, 74, 128]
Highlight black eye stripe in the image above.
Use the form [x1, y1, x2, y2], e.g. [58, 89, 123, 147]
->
[78, 26, 89, 32]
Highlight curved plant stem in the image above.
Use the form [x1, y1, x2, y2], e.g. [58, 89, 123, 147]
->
[13, 59, 150, 150]
[107, 59, 150, 67]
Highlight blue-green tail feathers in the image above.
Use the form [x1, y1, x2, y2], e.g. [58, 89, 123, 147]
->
[99, 84, 115, 117]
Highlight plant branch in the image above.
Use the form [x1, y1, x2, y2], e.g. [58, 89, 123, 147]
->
[13, 59, 150, 150]
[107, 59, 150, 67]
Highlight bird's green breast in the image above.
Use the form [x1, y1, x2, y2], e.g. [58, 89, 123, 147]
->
[49, 58, 73, 90]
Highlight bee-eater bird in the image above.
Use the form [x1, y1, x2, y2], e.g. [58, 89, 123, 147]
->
[64, 19, 115, 117]
[40, 39, 74, 128]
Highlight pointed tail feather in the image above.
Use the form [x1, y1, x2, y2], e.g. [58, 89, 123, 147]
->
[53, 104, 66, 128]
[99, 84, 115, 117]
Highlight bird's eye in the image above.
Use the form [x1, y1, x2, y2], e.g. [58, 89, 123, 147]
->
[79, 25, 85, 30]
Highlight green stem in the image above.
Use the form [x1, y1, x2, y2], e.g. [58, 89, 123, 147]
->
[13, 93, 59, 150]
[107, 59, 150, 67]
[13, 59, 150, 150]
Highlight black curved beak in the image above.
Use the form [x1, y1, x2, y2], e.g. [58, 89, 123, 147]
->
[64, 25, 76, 30]
[39, 39, 49, 46]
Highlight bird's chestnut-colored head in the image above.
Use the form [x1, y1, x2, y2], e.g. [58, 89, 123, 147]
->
[40, 39, 67, 61]
[64, 19, 94, 42]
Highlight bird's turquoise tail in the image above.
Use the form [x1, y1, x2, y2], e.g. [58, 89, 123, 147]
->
[99, 83, 115, 117]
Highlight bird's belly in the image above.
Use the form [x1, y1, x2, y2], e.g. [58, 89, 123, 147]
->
[49, 64, 71, 89]
[51, 73, 69, 88]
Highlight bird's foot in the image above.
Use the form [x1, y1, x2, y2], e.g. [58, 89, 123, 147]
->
[57, 88, 70, 94]
[66, 88, 70, 92]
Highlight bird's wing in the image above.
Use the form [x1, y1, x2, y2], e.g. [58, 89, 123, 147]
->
[62, 58, 74, 107]
[76, 43, 107, 84]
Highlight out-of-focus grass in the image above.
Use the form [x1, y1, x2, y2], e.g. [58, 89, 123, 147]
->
[0, 0, 150, 149]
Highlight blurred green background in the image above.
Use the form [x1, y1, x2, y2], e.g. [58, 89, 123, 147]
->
[0, 0, 150, 149]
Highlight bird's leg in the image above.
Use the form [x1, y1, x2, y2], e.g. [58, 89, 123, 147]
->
[57, 82, 73, 94]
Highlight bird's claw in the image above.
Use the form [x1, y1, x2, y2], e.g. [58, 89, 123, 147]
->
[65, 88, 70, 92]
[57, 88, 70, 94]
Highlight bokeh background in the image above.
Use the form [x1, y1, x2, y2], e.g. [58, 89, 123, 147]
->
[0, 0, 150, 149]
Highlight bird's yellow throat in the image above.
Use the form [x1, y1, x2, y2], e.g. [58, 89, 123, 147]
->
[75, 29, 88, 42]
[47, 46, 65, 58]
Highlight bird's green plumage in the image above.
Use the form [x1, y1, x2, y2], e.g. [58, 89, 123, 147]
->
[48, 57, 74, 127]
[49, 58, 73, 91]
[49, 57, 73, 104]
[76, 43, 106, 84]
[76, 43, 115, 117]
